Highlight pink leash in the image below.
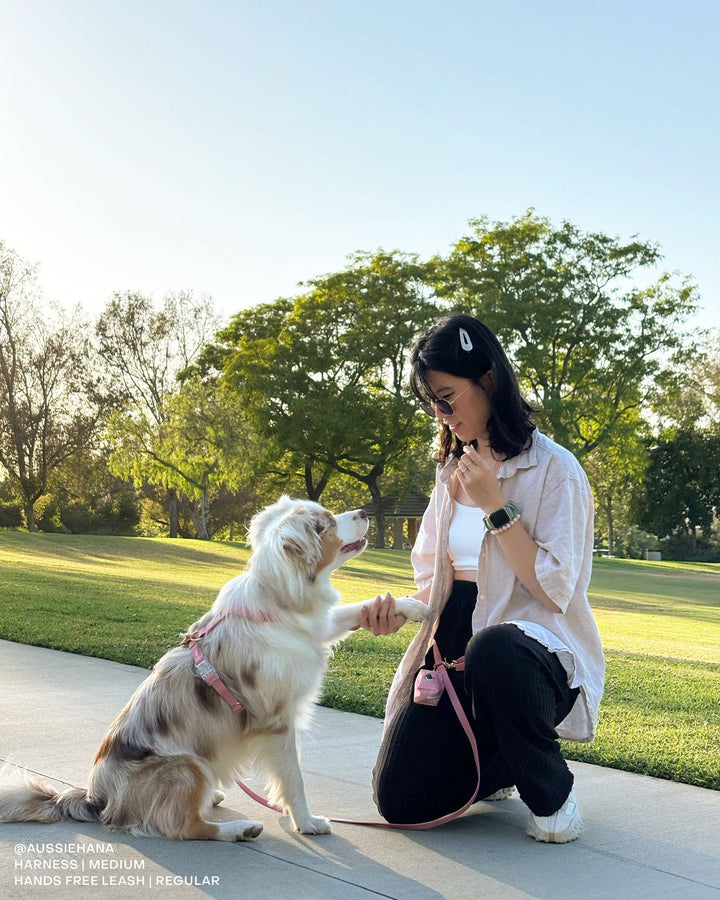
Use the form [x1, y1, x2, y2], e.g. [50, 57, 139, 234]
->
[236, 642, 481, 830]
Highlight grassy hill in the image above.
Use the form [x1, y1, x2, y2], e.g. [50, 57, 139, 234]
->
[0, 531, 718, 790]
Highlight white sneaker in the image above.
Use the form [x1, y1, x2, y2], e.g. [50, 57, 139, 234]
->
[483, 786, 515, 801]
[526, 786, 583, 843]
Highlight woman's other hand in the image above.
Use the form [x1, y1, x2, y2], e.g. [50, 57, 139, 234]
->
[456, 443, 505, 510]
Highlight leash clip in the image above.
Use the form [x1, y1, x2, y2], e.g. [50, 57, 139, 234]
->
[438, 655, 465, 672]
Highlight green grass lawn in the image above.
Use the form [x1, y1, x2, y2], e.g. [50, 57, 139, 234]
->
[0, 531, 718, 790]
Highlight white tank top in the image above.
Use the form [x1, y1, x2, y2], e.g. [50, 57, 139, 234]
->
[448, 501, 486, 571]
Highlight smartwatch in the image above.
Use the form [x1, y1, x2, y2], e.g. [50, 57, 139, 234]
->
[483, 500, 519, 532]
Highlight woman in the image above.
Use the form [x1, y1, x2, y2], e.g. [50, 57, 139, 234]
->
[360, 313, 604, 843]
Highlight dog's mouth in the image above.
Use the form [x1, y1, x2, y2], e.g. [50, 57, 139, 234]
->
[340, 538, 367, 555]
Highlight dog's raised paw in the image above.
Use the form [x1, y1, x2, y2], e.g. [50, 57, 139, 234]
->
[295, 814, 332, 835]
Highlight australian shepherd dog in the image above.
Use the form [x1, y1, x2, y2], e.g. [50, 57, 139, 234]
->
[0, 496, 427, 841]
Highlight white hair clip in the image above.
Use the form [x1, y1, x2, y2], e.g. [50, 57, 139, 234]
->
[459, 327, 473, 352]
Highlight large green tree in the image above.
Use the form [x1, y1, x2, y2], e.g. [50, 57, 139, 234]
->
[107, 377, 255, 540]
[437, 212, 699, 458]
[203, 251, 439, 545]
[631, 429, 720, 545]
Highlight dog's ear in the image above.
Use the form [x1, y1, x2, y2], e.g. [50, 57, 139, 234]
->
[277, 517, 318, 563]
[281, 532, 308, 557]
[247, 495, 296, 549]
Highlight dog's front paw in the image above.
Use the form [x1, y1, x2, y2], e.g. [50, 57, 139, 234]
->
[217, 819, 263, 841]
[236, 821, 264, 841]
[294, 814, 332, 835]
[395, 597, 429, 623]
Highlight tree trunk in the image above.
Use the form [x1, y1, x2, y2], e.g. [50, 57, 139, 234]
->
[24, 500, 37, 533]
[168, 488, 179, 538]
[606, 496, 614, 557]
[367, 479, 385, 549]
[191, 490, 211, 540]
[304, 462, 333, 502]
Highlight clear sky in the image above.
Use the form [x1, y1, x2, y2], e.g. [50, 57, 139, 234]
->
[3, 0, 719, 332]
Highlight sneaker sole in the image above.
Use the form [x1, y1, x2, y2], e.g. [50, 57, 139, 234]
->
[483, 787, 516, 801]
[527, 815, 584, 843]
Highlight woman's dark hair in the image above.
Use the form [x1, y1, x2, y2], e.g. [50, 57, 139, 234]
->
[410, 313, 535, 463]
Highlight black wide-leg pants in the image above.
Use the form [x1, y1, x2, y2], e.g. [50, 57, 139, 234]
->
[373, 581, 579, 822]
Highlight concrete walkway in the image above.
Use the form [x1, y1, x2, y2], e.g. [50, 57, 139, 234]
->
[0, 639, 718, 900]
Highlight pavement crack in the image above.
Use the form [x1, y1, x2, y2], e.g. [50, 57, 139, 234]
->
[585, 846, 720, 892]
[0, 759, 76, 788]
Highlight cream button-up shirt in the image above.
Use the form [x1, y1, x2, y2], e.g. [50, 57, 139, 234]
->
[385, 430, 605, 742]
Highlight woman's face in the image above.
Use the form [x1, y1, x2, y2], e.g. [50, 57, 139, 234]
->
[425, 369, 493, 445]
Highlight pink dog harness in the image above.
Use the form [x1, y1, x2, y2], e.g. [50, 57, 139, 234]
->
[183, 604, 276, 713]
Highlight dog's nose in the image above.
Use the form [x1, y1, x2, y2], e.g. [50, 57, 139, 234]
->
[356, 509, 368, 521]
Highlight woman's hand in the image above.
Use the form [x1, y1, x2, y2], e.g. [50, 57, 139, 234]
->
[455, 444, 505, 511]
[358, 592, 408, 635]
[458, 445, 561, 613]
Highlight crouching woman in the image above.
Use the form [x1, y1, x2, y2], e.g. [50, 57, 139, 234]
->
[361, 313, 605, 843]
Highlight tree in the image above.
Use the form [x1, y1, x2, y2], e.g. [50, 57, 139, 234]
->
[701, 331, 720, 414]
[631, 429, 720, 547]
[437, 211, 699, 458]
[0, 243, 108, 531]
[152, 377, 256, 539]
[653, 329, 720, 431]
[106, 377, 258, 540]
[627, 331, 720, 555]
[204, 251, 440, 545]
[96, 290, 221, 536]
[583, 409, 648, 555]
[38, 448, 141, 535]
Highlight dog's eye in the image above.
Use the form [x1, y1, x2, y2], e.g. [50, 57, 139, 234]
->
[314, 517, 335, 535]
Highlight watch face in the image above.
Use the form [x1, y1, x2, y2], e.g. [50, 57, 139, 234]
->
[489, 507, 512, 528]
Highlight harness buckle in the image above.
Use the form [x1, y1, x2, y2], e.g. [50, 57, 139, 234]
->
[195, 659, 217, 681]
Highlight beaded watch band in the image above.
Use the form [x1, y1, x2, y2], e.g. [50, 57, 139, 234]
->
[489, 514, 521, 535]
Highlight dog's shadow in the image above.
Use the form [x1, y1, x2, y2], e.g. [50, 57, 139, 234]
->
[137, 799, 445, 900]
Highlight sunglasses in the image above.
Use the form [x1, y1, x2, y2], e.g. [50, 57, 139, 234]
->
[420, 382, 474, 418]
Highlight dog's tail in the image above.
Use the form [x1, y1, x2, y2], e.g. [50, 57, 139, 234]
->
[0, 769, 101, 825]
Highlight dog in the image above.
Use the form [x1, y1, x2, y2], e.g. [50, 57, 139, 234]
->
[0, 496, 427, 842]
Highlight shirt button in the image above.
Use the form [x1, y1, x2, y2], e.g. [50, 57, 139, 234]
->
[478, 593, 486, 602]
